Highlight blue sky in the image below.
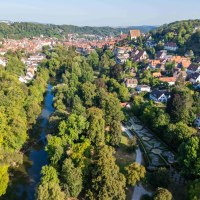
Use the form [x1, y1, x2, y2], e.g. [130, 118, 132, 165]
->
[1, 0, 200, 26]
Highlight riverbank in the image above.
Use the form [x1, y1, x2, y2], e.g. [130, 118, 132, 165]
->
[1, 84, 54, 200]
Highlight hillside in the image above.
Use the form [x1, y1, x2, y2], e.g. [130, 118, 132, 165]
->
[0, 22, 156, 39]
[151, 19, 200, 55]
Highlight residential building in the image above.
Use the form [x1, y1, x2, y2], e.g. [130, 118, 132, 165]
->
[125, 78, 138, 88]
[132, 50, 148, 62]
[150, 89, 170, 103]
[136, 85, 151, 92]
[152, 72, 162, 78]
[164, 42, 178, 51]
[187, 64, 200, 74]
[159, 77, 176, 86]
[129, 30, 141, 40]
[189, 72, 200, 84]
[156, 50, 167, 60]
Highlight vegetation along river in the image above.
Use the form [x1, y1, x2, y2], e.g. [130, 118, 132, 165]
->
[1, 84, 54, 200]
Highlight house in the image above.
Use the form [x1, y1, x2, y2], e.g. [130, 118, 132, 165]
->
[152, 72, 162, 78]
[146, 40, 156, 48]
[181, 58, 191, 68]
[159, 77, 176, 86]
[120, 102, 131, 109]
[150, 89, 170, 103]
[194, 115, 200, 129]
[129, 30, 141, 40]
[116, 54, 130, 64]
[189, 72, 200, 84]
[149, 60, 161, 69]
[125, 78, 138, 88]
[164, 42, 178, 51]
[132, 50, 148, 62]
[136, 85, 151, 92]
[187, 64, 200, 74]
[156, 50, 167, 60]
[168, 56, 191, 69]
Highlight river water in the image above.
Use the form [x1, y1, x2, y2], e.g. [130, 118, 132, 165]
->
[1, 84, 54, 200]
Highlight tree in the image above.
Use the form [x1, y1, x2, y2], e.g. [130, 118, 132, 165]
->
[109, 120, 122, 146]
[80, 82, 96, 107]
[58, 114, 88, 143]
[188, 179, 200, 200]
[178, 136, 200, 177]
[166, 87, 194, 124]
[100, 93, 124, 125]
[110, 64, 124, 81]
[71, 95, 86, 116]
[153, 188, 172, 200]
[148, 167, 170, 188]
[107, 78, 130, 102]
[6, 56, 25, 76]
[125, 162, 146, 186]
[0, 165, 9, 196]
[87, 107, 105, 146]
[166, 122, 196, 146]
[61, 158, 83, 197]
[87, 145, 126, 200]
[87, 51, 99, 70]
[37, 182, 65, 200]
[36, 165, 65, 200]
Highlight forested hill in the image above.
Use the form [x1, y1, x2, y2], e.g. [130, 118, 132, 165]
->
[0, 22, 156, 39]
[151, 19, 200, 55]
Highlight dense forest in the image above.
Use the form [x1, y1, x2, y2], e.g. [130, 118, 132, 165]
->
[151, 19, 200, 55]
[0, 22, 155, 39]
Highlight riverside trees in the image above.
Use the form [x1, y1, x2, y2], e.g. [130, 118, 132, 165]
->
[0, 54, 50, 196]
[37, 46, 138, 199]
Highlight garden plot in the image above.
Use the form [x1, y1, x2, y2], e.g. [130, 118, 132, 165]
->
[128, 117, 176, 167]
[148, 153, 166, 166]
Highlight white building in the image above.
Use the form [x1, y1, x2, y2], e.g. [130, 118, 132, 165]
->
[150, 89, 170, 103]
[164, 42, 178, 51]
[189, 72, 200, 84]
[136, 85, 151, 92]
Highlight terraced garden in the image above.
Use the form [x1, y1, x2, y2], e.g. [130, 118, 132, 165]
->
[124, 117, 176, 168]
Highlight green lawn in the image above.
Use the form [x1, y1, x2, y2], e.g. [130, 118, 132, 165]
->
[115, 133, 136, 171]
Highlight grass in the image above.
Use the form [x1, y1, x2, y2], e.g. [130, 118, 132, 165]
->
[115, 133, 136, 171]
[115, 133, 136, 200]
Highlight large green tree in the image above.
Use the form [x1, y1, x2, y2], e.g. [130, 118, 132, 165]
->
[87, 145, 126, 200]
[61, 158, 83, 198]
[153, 188, 172, 200]
[125, 162, 146, 186]
[36, 166, 65, 200]
[178, 136, 200, 177]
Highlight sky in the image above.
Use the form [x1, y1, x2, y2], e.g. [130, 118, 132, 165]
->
[0, 0, 200, 26]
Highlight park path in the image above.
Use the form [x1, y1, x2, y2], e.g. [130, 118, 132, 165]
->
[121, 125, 153, 200]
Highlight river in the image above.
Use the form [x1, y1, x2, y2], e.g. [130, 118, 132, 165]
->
[1, 84, 54, 200]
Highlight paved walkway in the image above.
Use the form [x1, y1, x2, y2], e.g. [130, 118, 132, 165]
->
[122, 124, 153, 200]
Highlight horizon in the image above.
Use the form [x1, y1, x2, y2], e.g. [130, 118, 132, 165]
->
[1, 0, 200, 26]
[0, 19, 160, 27]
